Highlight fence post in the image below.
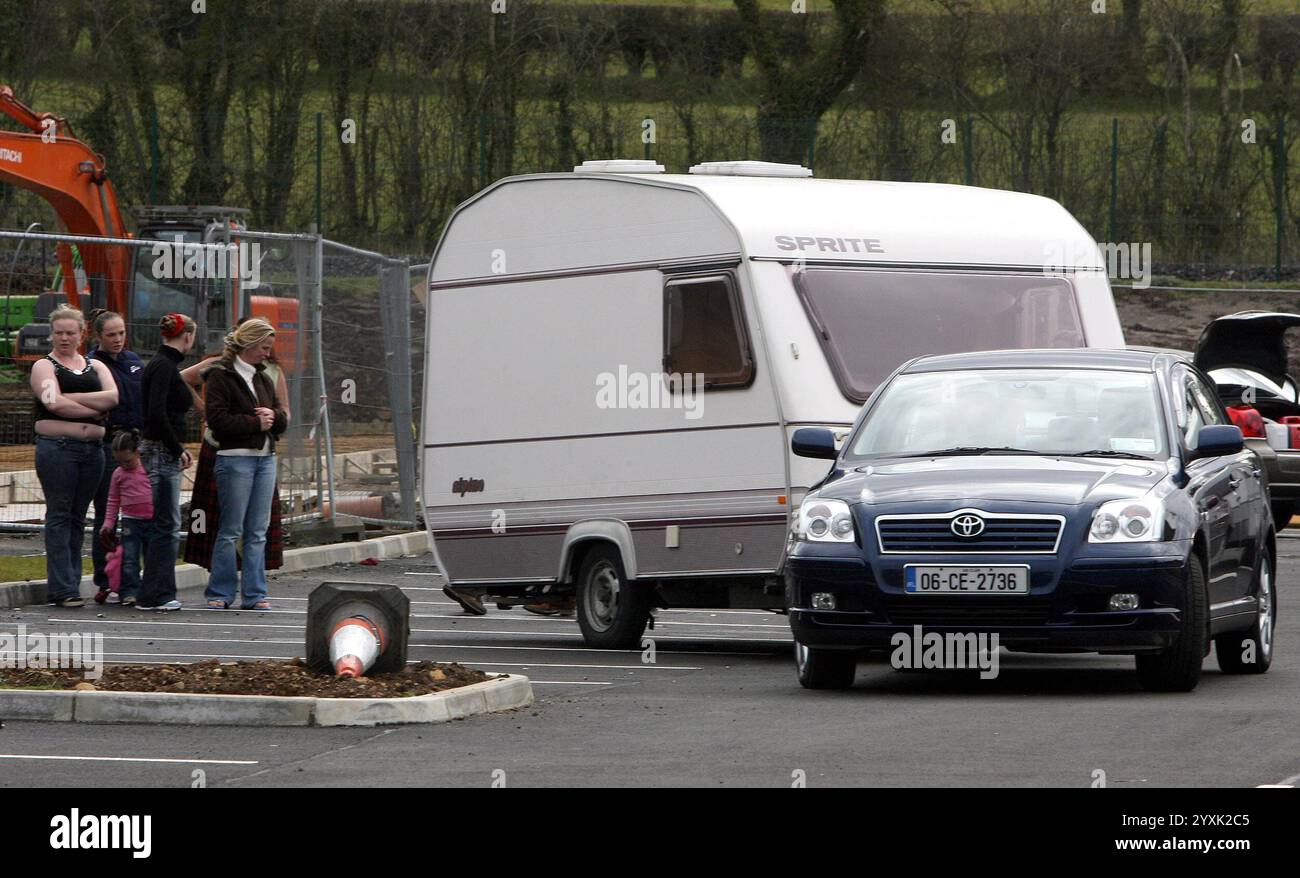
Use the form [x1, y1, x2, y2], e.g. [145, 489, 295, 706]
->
[479, 114, 488, 189]
[311, 229, 337, 520]
[1277, 118, 1286, 282]
[964, 116, 973, 186]
[1109, 118, 1119, 245]
[149, 110, 159, 204]
[315, 112, 323, 235]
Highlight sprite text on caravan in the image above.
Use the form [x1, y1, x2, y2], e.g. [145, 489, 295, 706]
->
[596, 366, 704, 420]
[151, 238, 261, 289]
[50, 810, 151, 859]
[775, 235, 885, 254]
[0, 624, 103, 680]
[0, 147, 22, 164]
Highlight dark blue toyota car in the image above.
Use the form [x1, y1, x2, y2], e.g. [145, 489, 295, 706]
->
[786, 349, 1277, 691]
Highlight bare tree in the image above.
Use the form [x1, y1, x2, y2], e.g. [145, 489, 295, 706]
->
[733, 0, 886, 164]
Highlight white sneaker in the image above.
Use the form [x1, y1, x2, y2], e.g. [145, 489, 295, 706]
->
[105, 593, 121, 605]
[156, 600, 182, 612]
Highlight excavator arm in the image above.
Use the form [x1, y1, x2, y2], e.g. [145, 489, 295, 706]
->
[0, 85, 131, 319]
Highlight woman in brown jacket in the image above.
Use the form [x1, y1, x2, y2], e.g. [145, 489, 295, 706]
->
[202, 318, 287, 610]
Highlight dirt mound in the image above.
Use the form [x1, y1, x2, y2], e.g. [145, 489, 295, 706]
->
[0, 658, 494, 698]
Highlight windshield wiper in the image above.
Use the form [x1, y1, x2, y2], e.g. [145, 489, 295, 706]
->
[905, 446, 1046, 457]
[1063, 449, 1155, 460]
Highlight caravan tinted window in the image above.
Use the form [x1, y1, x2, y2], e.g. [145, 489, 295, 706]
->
[794, 269, 1085, 402]
[663, 274, 753, 388]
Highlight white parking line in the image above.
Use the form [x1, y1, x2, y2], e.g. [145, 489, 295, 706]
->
[45, 617, 793, 642]
[272, 595, 783, 617]
[179, 607, 789, 628]
[0, 754, 258, 765]
[83, 634, 777, 657]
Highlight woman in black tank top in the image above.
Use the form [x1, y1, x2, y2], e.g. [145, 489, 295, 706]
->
[30, 307, 119, 607]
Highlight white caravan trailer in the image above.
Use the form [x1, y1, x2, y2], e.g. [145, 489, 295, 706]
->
[422, 159, 1124, 648]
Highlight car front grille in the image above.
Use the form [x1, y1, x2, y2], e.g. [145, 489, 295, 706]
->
[876, 515, 1063, 554]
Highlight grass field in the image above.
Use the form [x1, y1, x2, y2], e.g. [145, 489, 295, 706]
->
[0, 555, 91, 582]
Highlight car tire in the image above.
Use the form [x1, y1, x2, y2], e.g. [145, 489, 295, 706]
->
[1215, 549, 1275, 675]
[1135, 552, 1208, 692]
[575, 544, 650, 650]
[795, 641, 857, 690]
[1270, 502, 1294, 531]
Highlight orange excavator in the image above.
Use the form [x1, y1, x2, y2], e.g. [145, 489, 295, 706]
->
[0, 84, 298, 366]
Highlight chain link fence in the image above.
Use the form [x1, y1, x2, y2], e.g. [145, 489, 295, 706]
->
[0, 224, 420, 546]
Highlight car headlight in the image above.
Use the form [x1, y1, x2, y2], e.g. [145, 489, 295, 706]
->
[1089, 498, 1165, 543]
[792, 498, 856, 544]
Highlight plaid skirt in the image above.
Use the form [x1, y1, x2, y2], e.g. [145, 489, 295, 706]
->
[183, 439, 284, 570]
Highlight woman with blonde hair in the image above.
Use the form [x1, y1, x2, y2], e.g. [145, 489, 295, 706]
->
[203, 317, 286, 610]
[181, 318, 290, 573]
[30, 305, 119, 607]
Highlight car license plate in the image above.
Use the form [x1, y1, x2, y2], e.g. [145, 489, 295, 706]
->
[904, 565, 1029, 594]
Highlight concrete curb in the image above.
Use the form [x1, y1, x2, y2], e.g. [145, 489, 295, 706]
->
[0, 673, 531, 727]
[0, 530, 432, 609]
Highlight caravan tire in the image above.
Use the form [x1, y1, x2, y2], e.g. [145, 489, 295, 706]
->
[575, 544, 651, 650]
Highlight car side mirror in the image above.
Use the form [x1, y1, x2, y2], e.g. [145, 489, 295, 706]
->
[1190, 424, 1244, 460]
[792, 427, 838, 460]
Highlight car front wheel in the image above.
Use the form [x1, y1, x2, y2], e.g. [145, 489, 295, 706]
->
[1215, 549, 1275, 674]
[795, 641, 857, 690]
[1135, 552, 1207, 692]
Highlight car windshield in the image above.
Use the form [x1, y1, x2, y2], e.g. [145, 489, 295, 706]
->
[794, 269, 1086, 401]
[846, 368, 1168, 460]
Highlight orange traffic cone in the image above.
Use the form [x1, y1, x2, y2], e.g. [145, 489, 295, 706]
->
[329, 615, 387, 677]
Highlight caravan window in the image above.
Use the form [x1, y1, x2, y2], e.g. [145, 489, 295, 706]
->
[663, 273, 754, 389]
[794, 269, 1086, 402]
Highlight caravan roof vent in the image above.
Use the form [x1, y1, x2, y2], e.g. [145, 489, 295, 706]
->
[573, 160, 665, 174]
[688, 160, 813, 178]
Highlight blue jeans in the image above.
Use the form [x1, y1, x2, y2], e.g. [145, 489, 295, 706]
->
[119, 516, 146, 600]
[36, 436, 104, 602]
[91, 440, 118, 589]
[207, 454, 277, 607]
[140, 440, 182, 606]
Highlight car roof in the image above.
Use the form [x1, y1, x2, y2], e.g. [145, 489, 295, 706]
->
[901, 348, 1166, 374]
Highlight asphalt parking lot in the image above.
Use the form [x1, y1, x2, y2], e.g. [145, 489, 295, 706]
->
[2, 537, 1298, 788]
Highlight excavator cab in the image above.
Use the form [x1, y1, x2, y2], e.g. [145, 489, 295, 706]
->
[129, 205, 249, 358]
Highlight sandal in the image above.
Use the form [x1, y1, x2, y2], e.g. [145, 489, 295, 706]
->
[241, 600, 272, 610]
[206, 600, 230, 610]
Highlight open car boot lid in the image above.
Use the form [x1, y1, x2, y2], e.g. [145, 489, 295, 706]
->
[1194, 310, 1300, 389]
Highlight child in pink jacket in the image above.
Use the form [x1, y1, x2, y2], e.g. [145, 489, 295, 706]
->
[97, 430, 153, 606]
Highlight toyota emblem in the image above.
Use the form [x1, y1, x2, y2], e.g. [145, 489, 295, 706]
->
[951, 514, 985, 537]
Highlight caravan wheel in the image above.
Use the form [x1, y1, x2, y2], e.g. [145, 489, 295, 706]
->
[575, 544, 650, 650]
